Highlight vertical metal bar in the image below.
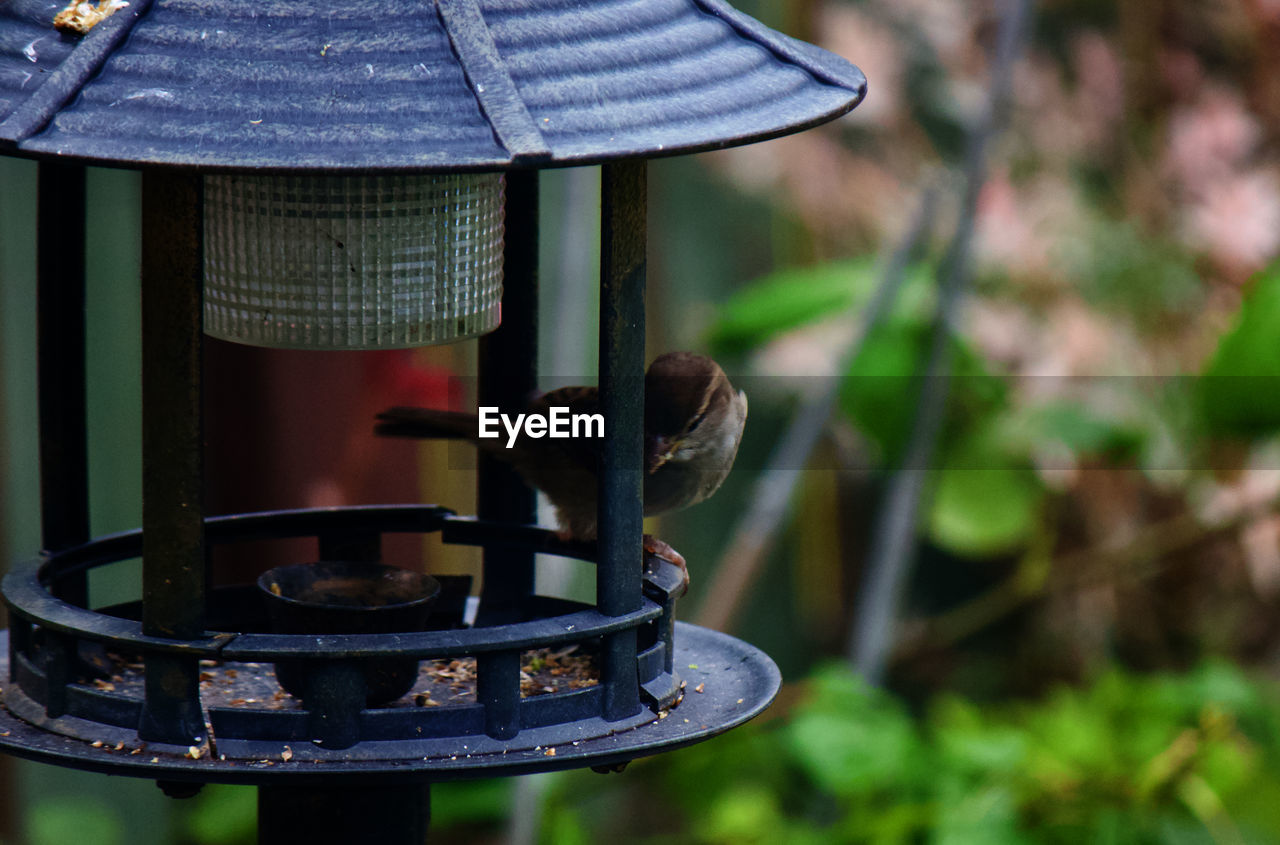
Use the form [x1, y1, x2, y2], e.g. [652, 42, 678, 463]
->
[137, 171, 207, 745]
[660, 601, 676, 675]
[303, 660, 366, 750]
[477, 170, 539, 616]
[259, 784, 430, 845]
[41, 631, 74, 718]
[477, 649, 521, 739]
[36, 162, 89, 608]
[8, 618, 31, 683]
[597, 160, 646, 721]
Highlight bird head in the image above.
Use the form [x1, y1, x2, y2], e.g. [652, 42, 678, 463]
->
[643, 352, 747, 475]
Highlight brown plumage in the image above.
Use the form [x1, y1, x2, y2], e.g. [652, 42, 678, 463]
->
[375, 351, 748, 588]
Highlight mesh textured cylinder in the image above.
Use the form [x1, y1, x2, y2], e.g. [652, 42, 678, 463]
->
[203, 173, 504, 349]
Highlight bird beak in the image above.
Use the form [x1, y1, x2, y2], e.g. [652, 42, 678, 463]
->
[647, 435, 678, 473]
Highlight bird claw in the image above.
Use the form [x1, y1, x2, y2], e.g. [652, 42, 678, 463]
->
[643, 534, 689, 596]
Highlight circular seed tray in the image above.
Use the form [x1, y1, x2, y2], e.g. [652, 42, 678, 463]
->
[0, 623, 779, 784]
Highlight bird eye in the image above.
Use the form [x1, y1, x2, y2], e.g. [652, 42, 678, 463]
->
[687, 411, 707, 432]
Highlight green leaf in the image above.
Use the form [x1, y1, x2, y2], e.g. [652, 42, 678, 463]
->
[927, 423, 1042, 558]
[787, 665, 926, 796]
[932, 696, 1028, 777]
[429, 779, 513, 827]
[1187, 660, 1263, 716]
[694, 783, 784, 844]
[709, 259, 877, 355]
[928, 466, 1041, 558]
[933, 783, 1031, 845]
[840, 316, 1008, 466]
[183, 785, 255, 845]
[30, 797, 124, 845]
[1200, 264, 1280, 435]
[1024, 401, 1144, 459]
[538, 801, 594, 845]
[840, 322, 928, 461]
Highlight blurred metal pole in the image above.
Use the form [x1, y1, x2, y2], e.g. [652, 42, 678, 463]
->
[848, 0, 1032, 684]
[695, 185, 938, 633]
[548, 167, 601, 385]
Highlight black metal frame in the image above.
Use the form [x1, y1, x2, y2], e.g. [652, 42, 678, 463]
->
[0, 0, 873, 835]
[138, 170, 207, 746]
[0, 160, 778, 844]
[5, 505, 683, 749]
[0, 622, 776, 784]
[35, 163, 89, 604]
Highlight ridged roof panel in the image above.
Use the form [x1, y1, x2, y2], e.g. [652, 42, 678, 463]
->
[0, 0, 865, 171]
[0, 0, 77, 120]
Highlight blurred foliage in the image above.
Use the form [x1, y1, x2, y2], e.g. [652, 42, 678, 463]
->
[1056, 219, 1204, 332]
[543, 0, 1280, 823]
[709, 259, 881, 357]
[1199, 263, 1280, 436]
[180, 785, 255, 845]
[520, 660, 1280, 844]
[708, 257, 1147, 561]
[27, 796, 124, 845]
[424, 256, 1280, 843]
[429, 777, 514, 828]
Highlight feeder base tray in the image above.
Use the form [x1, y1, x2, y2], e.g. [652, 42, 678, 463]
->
[0, 623, 779, 784]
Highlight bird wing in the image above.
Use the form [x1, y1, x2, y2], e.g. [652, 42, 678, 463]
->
[514, 386, 604, 472]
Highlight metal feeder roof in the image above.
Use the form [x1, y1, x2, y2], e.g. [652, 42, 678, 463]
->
[0, 0, 866, 171]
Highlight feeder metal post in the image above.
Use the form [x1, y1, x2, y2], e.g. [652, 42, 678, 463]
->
[137, 171, 207, 745]
[478, 170, 540, 614]
[597, 159, 646, 721]
[36, 162, 89, 607]
[477, 649, 522, 739]
[258, 784, 430, 845]
[477, 173, 540, 730]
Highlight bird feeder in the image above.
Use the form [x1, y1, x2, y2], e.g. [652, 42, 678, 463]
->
[0, 0, 865, 840]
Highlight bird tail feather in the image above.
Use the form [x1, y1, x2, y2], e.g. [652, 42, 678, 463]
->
[374, 407, 476, 440]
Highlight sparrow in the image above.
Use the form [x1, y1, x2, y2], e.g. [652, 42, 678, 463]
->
[375, 351, 748, 591]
